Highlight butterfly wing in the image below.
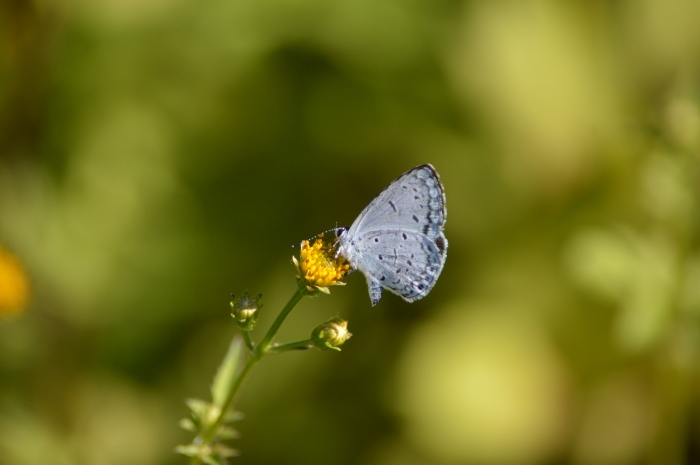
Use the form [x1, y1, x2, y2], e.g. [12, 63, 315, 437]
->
[345, 164, 446, 242]
[338, 164, 447, 305]
[346, 229, 446, 305]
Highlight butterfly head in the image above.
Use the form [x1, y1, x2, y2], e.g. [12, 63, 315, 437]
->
[334, 227, 349, 240]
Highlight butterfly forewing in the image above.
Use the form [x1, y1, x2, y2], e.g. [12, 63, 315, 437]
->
[346, 165, 446, 237]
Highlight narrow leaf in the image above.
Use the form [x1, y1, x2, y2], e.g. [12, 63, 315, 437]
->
[211, 335, 245, 408]
[174, 444, 199, 457]
[217, 425, 240, 440]
[178, 418, 196, 432]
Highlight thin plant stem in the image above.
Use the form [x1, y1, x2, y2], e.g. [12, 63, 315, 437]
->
[200, 354, 257, 445]
[266, 339, 314, 354]
[255, 287, 306, 358]
[242, 330, 255, 353]
[196, 287, 307, 455]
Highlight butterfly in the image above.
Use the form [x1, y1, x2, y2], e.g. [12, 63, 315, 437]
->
[336, 164, 447, 306]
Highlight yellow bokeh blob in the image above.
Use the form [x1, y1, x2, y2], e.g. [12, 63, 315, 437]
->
[396, 301, 568, 464]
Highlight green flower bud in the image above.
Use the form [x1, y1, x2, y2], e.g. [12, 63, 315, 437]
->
[311, 318, 352, 351]
[230, 291, 262, 330]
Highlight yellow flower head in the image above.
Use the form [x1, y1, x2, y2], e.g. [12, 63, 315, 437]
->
[0, 247, 30, 317]
[293, 234, 350, 294]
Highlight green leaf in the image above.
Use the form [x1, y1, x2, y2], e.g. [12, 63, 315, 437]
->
[211, 335, 244, 408]
[201, 455, 223, 465]
[213, 444, 239, 458]
[186, 398, 210, 418]
[217, 425, 240, 440]
[178, 418, 197, 432]
[174, 444, 200, 457]
[223, 410, 244, 423]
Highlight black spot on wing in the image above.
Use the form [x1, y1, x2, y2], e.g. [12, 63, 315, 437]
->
[435, 236, 446, 254]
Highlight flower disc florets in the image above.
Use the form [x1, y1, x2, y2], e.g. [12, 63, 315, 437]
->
[293, 234, 350, 294]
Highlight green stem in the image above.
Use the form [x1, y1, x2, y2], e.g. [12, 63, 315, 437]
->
[200, 355, 257, 445]
[266, 339, 314, 354]
[255, 287, 306, 358]
[198, 287, 306, 450]
[242, 329, 255, 353]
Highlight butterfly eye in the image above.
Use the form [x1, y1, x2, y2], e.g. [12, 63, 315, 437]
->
[335, 227, 348, 238]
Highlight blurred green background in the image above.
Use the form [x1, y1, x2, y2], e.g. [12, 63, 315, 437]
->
[2, 0, 700, 464]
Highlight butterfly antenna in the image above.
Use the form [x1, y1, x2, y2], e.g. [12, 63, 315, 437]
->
[291, 228, 340, 248]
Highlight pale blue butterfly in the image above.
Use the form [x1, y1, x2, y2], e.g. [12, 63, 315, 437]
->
[336, 164, 447, 306]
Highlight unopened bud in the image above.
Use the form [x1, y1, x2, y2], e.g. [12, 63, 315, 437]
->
[311, 318, 351, 351]
[230, 291, 262, 330]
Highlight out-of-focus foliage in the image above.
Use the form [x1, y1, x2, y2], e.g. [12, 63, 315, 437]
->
[2, 0, 700, 464]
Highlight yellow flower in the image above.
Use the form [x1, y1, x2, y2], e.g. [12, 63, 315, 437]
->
[293, 234, 350, 294]
[0, 247, 30, 317]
